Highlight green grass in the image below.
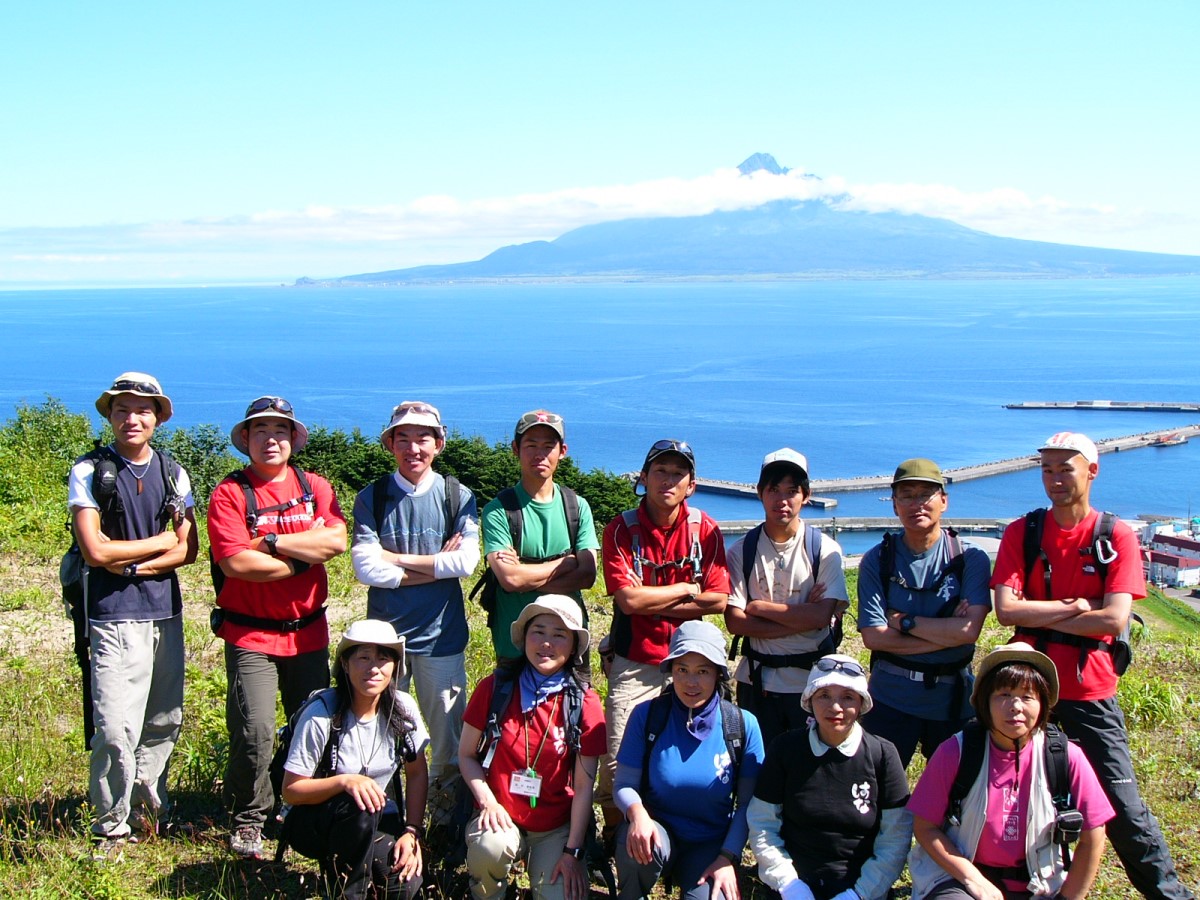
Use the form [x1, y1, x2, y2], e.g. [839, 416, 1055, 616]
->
[1, 547, 1198, 897]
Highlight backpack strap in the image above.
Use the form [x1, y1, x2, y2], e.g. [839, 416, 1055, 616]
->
[1043, 723, 1076, 869]
[370, 474, 393, 538]
[687, 507, 704, 582]
[479, 670, 517, 771]
[719, 698, 746, 818]
[621, 509, 643, 579]
[498, 487, 523, 555]
[639, 692, 674, 798]
[947, 720, 986, 827]
[372, 473, 464, 548]
[878, 532, 895, 607]
[1022, 508, 1051, 599]
[559, 485, 581, 553]
[228, 470, 260, 536]
[443, 475, 463, 546]
[562, 675, 585, 755]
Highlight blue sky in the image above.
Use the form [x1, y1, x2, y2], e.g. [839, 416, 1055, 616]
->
[2, 2, 1197, 284]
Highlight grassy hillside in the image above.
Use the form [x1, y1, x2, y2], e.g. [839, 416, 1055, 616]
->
[0, 401, 1196, 897]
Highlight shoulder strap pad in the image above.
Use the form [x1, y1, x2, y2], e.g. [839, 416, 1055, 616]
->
[621, 509, 642, 578]
[562, 676, 585, 755]
[479, 670, 517, 771]
[639, 692, 674, 797]
[1091, 511, 1119, 581]
[1043, 723, 1072, 812]
[370, 474, 393, 536]
[804, 522, 822, 584]
[227, 470, 259, 536]
[687, 508, 704, 581]
[1023, 508, 1049, 597]
[948, 720, 987, 825]
[878, 532, 895, 606]
[443, 475, 462, 545]
[498, 487, 523, 554]
[740, 525, 763, 589]
[719, 697, 746, 783]
[559, 485, 581, 551]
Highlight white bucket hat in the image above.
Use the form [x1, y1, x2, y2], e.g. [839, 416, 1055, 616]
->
[230, 396, 309, 455]
[95, 372, 173, 422]
[510, 595, 590, 666]
[336, 619, 407, 679]
[801, 654, 873, 714]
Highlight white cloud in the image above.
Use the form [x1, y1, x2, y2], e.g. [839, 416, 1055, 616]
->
[2, 164, 1196, 284]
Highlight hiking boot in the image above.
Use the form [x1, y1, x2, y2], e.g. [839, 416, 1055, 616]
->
[91, 834, 134, 863]
[229, 825, 264, 860]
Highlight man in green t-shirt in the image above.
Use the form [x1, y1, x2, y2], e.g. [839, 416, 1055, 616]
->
[481, 410, 599, 660]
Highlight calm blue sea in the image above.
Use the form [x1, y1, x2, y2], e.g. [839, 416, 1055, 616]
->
[3, 278, 1199, 550]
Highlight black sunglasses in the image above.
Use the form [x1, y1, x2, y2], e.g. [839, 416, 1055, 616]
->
[110, 379, 161, 396]
[245, 396, 294, 416]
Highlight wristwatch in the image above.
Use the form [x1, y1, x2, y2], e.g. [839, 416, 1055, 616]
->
[264, 533, 279, 556]
[122, 563, 139, 578]
[564, 846, 585, 859]
[899, 614, 916, 635]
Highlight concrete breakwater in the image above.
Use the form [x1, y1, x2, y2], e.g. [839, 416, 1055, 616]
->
[718, 517, 1011, 537]
[693, 423, 1200, 499]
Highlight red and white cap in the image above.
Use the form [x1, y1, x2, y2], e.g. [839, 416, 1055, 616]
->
[1038, 432, 1098, 464]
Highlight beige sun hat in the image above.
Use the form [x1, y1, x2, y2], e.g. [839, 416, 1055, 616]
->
[95, 372, 173, 422]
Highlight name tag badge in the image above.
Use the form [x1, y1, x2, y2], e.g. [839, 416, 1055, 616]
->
[510, 770, 542, 798]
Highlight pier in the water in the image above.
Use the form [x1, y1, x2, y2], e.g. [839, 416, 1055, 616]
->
[693, 423, 1200, 500]
[1006, 400, 1200, 411]
[718, 517, 1011, 537]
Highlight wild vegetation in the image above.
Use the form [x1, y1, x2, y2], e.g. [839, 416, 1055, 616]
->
[0, 400, 1196, 897]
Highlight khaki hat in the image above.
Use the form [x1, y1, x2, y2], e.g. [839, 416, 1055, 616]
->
[380, 401, 446, 447]
[231, 396, 309, 455]
[1038, 432, 1098, 465]
[510, 595, 590, 666]
[971, 641, 1059, 710]
[335, 619, 407, 679]
[892, 458, 945, 487]
[95, 372, 173, 423]
[514, 409, 566, 443]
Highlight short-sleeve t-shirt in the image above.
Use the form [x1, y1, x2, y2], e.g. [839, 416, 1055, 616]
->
[908, 732, 1114, 876]
[990, 509, 1145, 700]
[463, 672, 607, 833]
[284, 688, 430, 794]
[857, 531, 992, 719]
[726, 525, 849, 693]
[616, 695, 764, 845]
[482, 485, 600, 659]
[602, 501, 731, 665]
[208, 467, 345, 656]
[753, 726, 910, 887]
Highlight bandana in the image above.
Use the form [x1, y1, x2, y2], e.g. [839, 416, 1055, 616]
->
[519, 666, 567, 713]
[675, 689, 721, 742]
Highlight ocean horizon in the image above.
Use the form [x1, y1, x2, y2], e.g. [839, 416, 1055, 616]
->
[4, 276, 1199, 548]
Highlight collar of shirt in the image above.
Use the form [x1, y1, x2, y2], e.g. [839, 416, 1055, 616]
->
[808, 719, 863, 758]
[392, 470, 437, 496]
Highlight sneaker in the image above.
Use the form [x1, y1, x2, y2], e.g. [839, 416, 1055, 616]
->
[229, 825, 263, 860]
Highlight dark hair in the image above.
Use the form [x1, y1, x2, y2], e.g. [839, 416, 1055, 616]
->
[334, 645, 416, 742]
[973, 662, 1052, 733]
[756, 461, 811, 497]
[501, 619, 585, 683]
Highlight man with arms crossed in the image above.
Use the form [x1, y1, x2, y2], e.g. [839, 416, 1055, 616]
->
[482, 409, 599, 661]
[352, 400, 479, 782]
[599, 439, 730, 832]
[724, 448, 849, 748]
[857, 458, 991, 768]
[70, 373, 198, 855]
[993, 432, 1193, 899]
[208, 396, 347, 860]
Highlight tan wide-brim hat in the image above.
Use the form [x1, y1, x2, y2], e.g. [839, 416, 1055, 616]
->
[510, 595, 590, 666]
[971, 641, 1060, 709]
[335, 619, 407, 680]
[95, 372, 173, 422]
[230, 396, 309, 455]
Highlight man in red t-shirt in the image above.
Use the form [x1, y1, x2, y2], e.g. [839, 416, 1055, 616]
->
[992, 432, 1192, 900]
[207, 396, 347, 859]
[597, 439, 730, 832]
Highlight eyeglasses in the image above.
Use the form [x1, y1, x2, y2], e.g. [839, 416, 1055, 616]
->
[814, 658, 866, 677]
[110, 379, 161, 395]
[893, 490, 943, 506]
[245, 396, 294, 416]
[392, 401, 442, 422]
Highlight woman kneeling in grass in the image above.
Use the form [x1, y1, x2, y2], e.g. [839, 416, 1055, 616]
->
[459, 595, 606, 900]
[748, 654, 912, 900]
[281, 619, 429, 899]
[907, 643, 1113, 900]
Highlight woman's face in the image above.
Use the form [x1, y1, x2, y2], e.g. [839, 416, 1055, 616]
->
[988, 683, 1042, 748]
[343, 644, 396, 700]
[671, 651, 720, 709]
[810, 686, 863, 746]
[524, 613, 574, 676]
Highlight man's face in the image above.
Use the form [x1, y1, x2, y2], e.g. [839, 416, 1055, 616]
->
[892, 482, 948, 531]
[1040, 449, 1096, 507]
[108, 395, 159, 450]
[642, 453, 695, 514]
[244, 417, 294, 468]
[388, 424, 443, 483]
[514, 425, 565, 481]
[759, 475, 808, 528]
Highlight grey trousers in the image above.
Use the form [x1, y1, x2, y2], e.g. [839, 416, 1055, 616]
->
[1055, 696, 1194, 900]
[223, 643, 329, 829]
[615, 819, 728, 900]
[397, 651, 465, 781]
[89, 615, 184, 838]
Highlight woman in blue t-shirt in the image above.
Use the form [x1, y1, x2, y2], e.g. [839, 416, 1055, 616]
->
[747, 655, 912, 900]
[614, 620, 765, 900]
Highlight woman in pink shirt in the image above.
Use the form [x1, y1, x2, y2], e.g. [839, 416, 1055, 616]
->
[907, 643, 1114, 900]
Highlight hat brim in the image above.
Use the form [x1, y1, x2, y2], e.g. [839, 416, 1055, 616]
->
[510, 599, 590, 667]
[231, 413, 309, 455]
[971, 643, 1060, 709]
[336, 633, 407, 680]
[95, 390, 174, 423]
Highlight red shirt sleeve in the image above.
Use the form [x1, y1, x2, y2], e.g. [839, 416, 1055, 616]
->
[699, 515, 731, 595]
[602, 514, 637, 594]
[463, 674, 496, 733]
[580, 687, 608, 757]
[207, 477, 252, 564]
[990, 518, 1028, 593]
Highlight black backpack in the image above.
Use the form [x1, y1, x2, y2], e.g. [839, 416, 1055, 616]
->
[947, 721, 1082, 869]
[367, 472, 462, 548]
[469, 486, 581, 627]
[1016, 508, 1144, 676]
[271, 689, 418, 862]
[476, 667, 586, 770]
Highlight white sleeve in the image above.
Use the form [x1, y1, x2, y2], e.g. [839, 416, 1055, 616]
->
[747, 796, 800, 890]
[67, 458, 98, 511]
[726, 536, 748, 610]
[174, 465, 195, 509]
[352, 540, 404, 589]
[397, 690, 430, 756]
[819, 533, 850, 606]
[431, 509, 480, 579]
